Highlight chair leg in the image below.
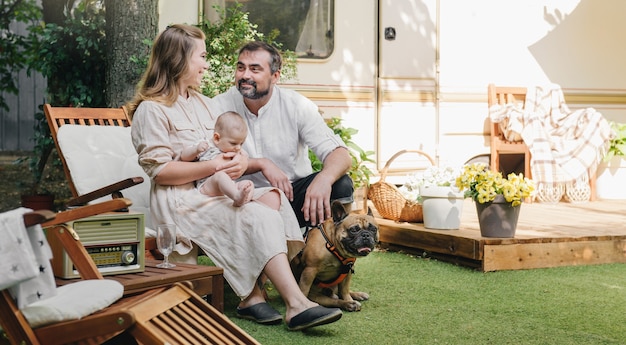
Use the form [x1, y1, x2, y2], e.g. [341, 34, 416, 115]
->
[524, 150, 532, 180]
[490, 151, 499, 172]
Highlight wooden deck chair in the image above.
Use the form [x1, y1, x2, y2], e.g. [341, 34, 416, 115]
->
[43, 104, 177, 259]
[487, 85, 597, 201]
[0, 200, 260, 345]
[487, 84, 532, 180]
[0, 201, 134, 345]
[43, 105, 132, 199]
[42, 104, 225, 305]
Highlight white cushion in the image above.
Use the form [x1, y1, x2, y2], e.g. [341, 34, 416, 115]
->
[56, 125, 153, 229]
[21, 280, 124, 328]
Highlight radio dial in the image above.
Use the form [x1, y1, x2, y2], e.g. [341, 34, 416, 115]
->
[121, 251, 136, 265]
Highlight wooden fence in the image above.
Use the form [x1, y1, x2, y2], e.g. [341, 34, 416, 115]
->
[0, 18, 46, 153]
[0, 72, 46, 152]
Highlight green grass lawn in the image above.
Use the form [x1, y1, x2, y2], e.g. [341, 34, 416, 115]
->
[207, 250, 626, 345]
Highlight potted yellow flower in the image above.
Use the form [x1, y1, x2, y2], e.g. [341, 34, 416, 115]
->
[455, 163, 535, 237]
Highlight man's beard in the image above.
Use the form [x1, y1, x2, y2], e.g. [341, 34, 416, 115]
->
[237, 79, 269, 100]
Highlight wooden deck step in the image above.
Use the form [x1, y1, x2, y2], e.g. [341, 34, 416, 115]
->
[375, 199, 626, 271]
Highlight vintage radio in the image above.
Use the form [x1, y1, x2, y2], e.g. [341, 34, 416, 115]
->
[48, 212, 145, 279]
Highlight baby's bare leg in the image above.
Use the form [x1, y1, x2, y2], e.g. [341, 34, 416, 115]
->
[198, 174, 223, 198]
[199, 171, 253, 207]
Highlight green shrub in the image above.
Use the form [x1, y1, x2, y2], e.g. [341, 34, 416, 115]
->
[23, 0, 105, 194]
[605, 121, 626, 161]
[0, 0, 41, 111]
[198, 3, 297, 97]
[309, 117, 375, 189]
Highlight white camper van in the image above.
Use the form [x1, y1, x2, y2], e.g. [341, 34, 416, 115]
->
[162, 0, 626, 180]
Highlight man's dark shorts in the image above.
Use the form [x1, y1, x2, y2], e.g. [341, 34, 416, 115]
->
[290, 173, 354, 228]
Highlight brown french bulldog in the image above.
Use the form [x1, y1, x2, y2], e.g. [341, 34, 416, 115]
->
[291, 201, 379, 311]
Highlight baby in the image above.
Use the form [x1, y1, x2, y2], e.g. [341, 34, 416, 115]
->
[180, 111, 254, 207]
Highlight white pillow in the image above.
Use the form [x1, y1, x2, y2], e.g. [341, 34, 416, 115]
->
[56, 125, 152, 229]
[21, 279, 123, 328]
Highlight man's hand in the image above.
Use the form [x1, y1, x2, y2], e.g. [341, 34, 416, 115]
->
[302, 173, 334, 226]
[303, 147, 352, 225]
[260, 159, 294, 201]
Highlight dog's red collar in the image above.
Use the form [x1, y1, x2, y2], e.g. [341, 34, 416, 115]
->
[307, 224, 356, 288]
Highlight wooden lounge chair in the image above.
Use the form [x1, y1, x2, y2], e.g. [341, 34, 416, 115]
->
[42, 104, 223, 307]
[42, 105, 147, 222]
[0, 200, 259, 345]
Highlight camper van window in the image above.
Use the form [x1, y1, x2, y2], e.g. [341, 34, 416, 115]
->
[223, 0, 335, 59]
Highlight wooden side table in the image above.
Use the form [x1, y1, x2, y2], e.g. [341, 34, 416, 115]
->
[56, 259, 225, 312]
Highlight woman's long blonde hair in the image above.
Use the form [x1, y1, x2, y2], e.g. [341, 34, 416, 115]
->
[127, 24, 205, 118]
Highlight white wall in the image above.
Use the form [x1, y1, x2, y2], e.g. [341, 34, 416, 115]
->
[437, 0, 626, 168]
[158, 0, 199, 31]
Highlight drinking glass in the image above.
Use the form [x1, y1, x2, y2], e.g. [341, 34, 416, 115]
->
[156, 224, 176, 268]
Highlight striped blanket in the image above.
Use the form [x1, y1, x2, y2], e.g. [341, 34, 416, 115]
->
[489, 84, 611, 185]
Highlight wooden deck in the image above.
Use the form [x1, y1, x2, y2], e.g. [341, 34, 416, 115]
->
[374, 199, 626, 271]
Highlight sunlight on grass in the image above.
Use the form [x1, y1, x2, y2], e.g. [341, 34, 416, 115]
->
[202, 250, 626, 345]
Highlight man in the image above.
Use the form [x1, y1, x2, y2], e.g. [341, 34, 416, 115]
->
[213, 41, 354, 227]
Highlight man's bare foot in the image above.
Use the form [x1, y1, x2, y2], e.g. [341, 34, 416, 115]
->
[233, 180, 254, 207]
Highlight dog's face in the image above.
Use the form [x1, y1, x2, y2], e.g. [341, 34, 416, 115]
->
[330, 201, 379, 258]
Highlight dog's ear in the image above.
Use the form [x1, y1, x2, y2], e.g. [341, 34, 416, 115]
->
[367, 206, 374, 217]
[331, 200, 348, 223]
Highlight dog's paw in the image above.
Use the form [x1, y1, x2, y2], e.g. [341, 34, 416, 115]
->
[340, 300, 362, 312]
[350, 291, 370, 301]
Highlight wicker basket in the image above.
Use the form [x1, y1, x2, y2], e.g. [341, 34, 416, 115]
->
[367, 150, 434, 222]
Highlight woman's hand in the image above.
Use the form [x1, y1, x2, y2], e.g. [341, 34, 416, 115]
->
[216, 150, 249, 179]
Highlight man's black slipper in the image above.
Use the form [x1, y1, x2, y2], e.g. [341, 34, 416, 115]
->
[287, 306, 343, 331]
[236, 302, 283, 325]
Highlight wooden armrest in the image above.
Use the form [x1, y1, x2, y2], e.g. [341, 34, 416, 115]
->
[23, 210, 56, 227]
[34, 309, 135, 343]
[66, 177, 144, 207]
[43, 198, 133, 228]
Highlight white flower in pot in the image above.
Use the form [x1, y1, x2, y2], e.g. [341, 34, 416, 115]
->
[399, 166, 464, 229]
[597, 121, 626, 199]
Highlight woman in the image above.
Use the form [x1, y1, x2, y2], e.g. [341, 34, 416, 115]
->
[127, 24, 342, 331]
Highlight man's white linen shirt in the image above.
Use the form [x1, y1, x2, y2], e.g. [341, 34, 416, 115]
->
[213, 86, 347, 187]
